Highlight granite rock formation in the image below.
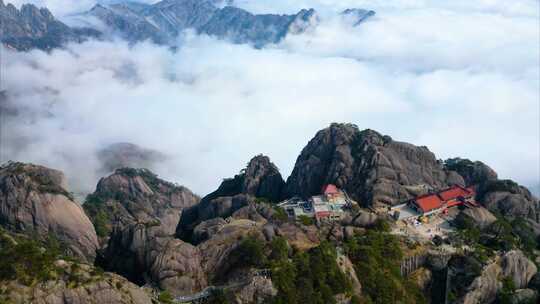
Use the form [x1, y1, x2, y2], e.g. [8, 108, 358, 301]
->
[0, 162, 98, 262]
[84, 167, 199, 239]
[286, 123, 464, 206]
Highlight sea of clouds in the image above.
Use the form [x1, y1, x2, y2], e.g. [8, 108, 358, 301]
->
[2, 0, 539, 198]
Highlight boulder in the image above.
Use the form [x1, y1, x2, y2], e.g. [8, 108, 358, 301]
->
[0, 162, 98, 262]
[509, 289, 538, 304]
[500, 250, 537, 289]
[177, 194, 253, 240]
[197, 219, 265, 282]
[275, 222, 319, 251]
[84, 168, 199, 240]
[0, 260, 152, 304]
[477, 180, 540, 223]
[458, 260, 501, 304]
[444, 158, 498, 186]
[462, 207, 497, 229]
[451, 250, 538, 304]
[147, 238, 207, 296]
[100, 223, 207, 296]
[192, 218, 227, 244]
[286, 123, 464, 207]
[202, 155, 286, 204]
[230, 276, 277, 304]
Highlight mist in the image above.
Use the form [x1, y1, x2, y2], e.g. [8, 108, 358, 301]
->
[1, 0, 539, 198]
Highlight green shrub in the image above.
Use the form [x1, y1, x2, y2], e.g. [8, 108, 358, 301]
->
[298, 215, 314, 226]
[345, 231, 425, 304]
[233, 237, 266, 268]
[0, 236, 62, 285]
[157, 290, 174, 304]
[270, 241, 351, 304]
[272, 207, 288, 222]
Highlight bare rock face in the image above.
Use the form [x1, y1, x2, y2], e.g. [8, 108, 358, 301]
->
[336, 254, 362, 297]
[203, 155, 286, 203]
[193, 218, 228, 244]
[458, 261, 501, 304]
[177, 194, 253, 241]
[452, 250, 538, 304]
[444, 158, 498, 186]
[461, 207, 497, 229]
[84, 168, 200, 239]
[341, 210, 381, 228]
[275, 222, 319, 251]
[0, 162, 98, 262]
[286, 123, 464, 206]
[198, 219, 265, 282]
[0, 260, 152, 304]
[477, 180, 540, 223]
[100, 223, 208, 296]
[231, 276, 277, 304]
[509, 289, 538, 304]
[146, 237, 207, 296]
[177, 154, 284, 241]
[501, 250, 537, 289]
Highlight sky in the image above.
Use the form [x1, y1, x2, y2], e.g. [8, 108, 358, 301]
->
[2, 0, 539, 198]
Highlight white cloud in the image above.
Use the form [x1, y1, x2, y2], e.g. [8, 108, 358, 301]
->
[1, 0, 539, 197]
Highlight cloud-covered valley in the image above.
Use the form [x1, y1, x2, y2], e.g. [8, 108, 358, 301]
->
[1, 0, 539, 197]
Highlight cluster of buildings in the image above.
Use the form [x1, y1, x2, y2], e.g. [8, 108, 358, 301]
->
[392, 185, 478, 220]
[278, 184, 353, 222]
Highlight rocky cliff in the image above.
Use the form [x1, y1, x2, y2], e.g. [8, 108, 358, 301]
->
[451, 250, 537, 304]
[84, 167, 199, 239]
[444, 158, 498, 187]
[177, 155, 285, 240]
[477, 179, 540, 223]
[0, 162, 98, 262]
[286, 123, 464, 206]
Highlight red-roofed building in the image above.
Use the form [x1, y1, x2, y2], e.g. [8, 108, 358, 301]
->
[439, 186, 472, 202]
[408, 185, 477, 215]
[412, 194, 444, 214]
[321, 184, 339, 195]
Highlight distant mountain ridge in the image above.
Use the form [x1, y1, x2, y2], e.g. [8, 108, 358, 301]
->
[1, 0, 375, 50]
[0, 0, 99, 50]
[86, 0, 320, 47]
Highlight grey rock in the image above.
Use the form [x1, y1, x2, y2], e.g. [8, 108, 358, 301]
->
[501, 250, 537, 289]
[478, 179, 540, 223]
[341, 8, 376, 26]
[0, 260, 153, 304]
[84, 168, 199, 240]
[177, 155, 284, 240]
[192, 217, 227, 243]
[286, 123, 464, 206]
[451, 250, 538, 304]
[462, 207, 497, 229]
[510, 289, 537, 304]
[86, 0, 322, 47]
[0, 0, 100, 50]
[444, 158, 498, 186]
[230, 276, 277, 304]
[101, 223, 208, 296]
[203, 155, 286, 203]
[177, 194, 252, 240]
[0, 162, 98, 262]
